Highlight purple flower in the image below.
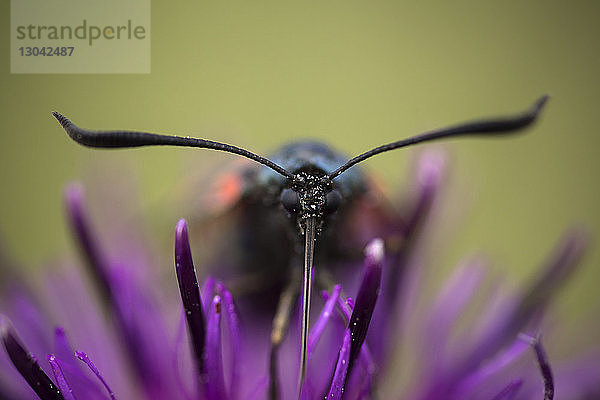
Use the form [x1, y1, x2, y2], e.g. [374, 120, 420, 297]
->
[1, 151, 599, 400]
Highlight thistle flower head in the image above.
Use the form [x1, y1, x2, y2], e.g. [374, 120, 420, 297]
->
[1, 151, 599, 400]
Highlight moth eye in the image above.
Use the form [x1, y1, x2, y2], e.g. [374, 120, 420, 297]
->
[281, 188, 300, 214]
[324, 190, 342, 214]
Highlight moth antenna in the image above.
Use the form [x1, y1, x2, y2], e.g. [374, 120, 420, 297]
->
[51, 112, 294, 179]
[328, 95, 549, 179]
[298, 216, 316, 397]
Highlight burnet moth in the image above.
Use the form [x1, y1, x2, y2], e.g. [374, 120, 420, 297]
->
[52, 95, 548, 397]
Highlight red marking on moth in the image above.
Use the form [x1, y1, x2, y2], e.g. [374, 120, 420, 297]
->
[214, 172, 243, 209]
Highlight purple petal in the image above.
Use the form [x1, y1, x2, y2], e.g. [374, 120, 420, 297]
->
[434, 230, 588, 398]
[356, 346, 377, 398]
[491, 379, 523, 400]
[300, 286, 344, 398]
[328, 293, 351, 324]
[328, 291, 377, 391]
[385, 150, 444, 305]
[518, 230, 588, 321]
[202, 277, 216, 313]
[111, 263, 180, 396]
[496, 233, 584, 345]
[422, 260, 486, 376]
[52, 327, 107, 400]
[48, 355, 77, 400]
[457, 337, 529, 397]
[75, 351, 117, 400]
[0, 317, 63, 400]
[53, 328, 75, 368]
[309, 285, 342, 354]
[248, 377, 269, 400]
[64, 183, 112, 304]
[371, 151, 444, 367]
[346, 239, 383, 382]
[70, 185, 181, 397]
[4, 287, 52, 371]
[345, 297, 354, 312]
[172, 308, 195, 400]
[551, 354, 600, 399]
[65, 185, 159, 390]
[175, 219, 207, 383]
[43, 271, 116, 383]
[406, 150, 445, 235]
[217, 283, 241, 400]
[205, 295, 228, 400]
[326, 329, 352, 400]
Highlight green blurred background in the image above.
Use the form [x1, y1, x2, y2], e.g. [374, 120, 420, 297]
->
[1, 2, 598, 338]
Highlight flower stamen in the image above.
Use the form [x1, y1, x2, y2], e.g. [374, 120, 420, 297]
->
[48, 355, 76, 400]
[75, 351, 117, 400]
